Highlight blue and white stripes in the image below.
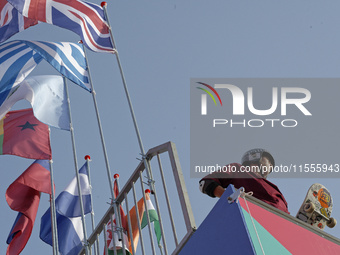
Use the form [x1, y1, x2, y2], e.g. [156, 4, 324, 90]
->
[40, 163, 92, 255]
[24, 41, 91, 91]
[0, 40, 43, 106]
[56, 163, 92, 217]
[0, 40, 91, 107]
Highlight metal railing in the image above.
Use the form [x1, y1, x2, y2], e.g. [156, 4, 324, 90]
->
[78, 141, 196, 255]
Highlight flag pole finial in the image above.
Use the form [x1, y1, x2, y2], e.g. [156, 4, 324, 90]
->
[101, 2, 107, 7]
[85, 155, 91, 160]
[145, 189, 151, 194]
[114, 174, 119, 179]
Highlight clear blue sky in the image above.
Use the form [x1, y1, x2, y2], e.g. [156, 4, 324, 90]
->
[1, 1, 340, 254]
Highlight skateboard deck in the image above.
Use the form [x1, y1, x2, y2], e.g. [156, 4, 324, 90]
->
[296, 183, 336, 230]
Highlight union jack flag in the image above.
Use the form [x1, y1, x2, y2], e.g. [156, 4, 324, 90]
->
[7, 0, 114, 53]
[0, 0, 37, 43]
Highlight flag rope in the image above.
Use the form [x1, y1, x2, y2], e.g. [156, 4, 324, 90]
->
[243, 195, 266, 255]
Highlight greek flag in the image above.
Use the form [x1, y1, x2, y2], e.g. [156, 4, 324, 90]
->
[0, 40, 91, 107]
[40, 163, 92, 255]
[0, 40, 43, 107]
[23, 41, 91, 92]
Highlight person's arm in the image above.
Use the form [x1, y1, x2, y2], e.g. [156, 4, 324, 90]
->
[199, 164, 238, 197]
[213, 185, 225, 197]
[199, 179, 226, 198]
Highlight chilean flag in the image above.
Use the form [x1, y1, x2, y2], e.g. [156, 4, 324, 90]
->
[6, 159, 52, 255]
[0, 0, 37, 43]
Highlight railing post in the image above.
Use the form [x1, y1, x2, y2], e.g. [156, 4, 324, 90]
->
[78, 142, 195, 255]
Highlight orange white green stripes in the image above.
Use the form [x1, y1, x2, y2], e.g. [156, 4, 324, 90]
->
[141, 193, 162, 245]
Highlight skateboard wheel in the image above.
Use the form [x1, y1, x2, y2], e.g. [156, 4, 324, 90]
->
[327, 217, 337, 228]
[303, 202, 315, 213]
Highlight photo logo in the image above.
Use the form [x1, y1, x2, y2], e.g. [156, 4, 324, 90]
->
[197, 83, 311, 116]
[190, 78, 340, 179]
[195, 81, 312, 128]
[196, 82, 222, 115]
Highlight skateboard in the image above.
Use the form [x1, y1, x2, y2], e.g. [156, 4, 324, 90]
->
[296, 183, 336, 230]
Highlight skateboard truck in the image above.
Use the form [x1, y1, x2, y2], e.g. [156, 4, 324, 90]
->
[228, 187, 246, 204]
[303, 202, 337, 228]
[296, 183, 337, 230]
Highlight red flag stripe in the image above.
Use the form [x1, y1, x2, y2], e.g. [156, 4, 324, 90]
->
[70, 10, 111, 52]
[53, 0, 109, 32]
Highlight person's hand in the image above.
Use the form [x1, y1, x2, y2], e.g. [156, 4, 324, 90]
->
[213, 185, 225, 198]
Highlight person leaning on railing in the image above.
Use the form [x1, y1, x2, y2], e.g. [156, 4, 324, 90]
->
[199, 148, 289, 214]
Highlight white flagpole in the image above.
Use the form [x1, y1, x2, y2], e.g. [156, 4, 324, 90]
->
[63, 76, 90, 255]
[80, 41, 126, 255]
[48, 159, 59, 255]
[80, 42, 115, 200]
[101, 2, 154, 189]
[81, 43, 125, 255]
[85, 155, 100, 255]
[113, 174, 127, 255]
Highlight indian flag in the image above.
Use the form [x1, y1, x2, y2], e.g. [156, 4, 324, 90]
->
[141, 191, 162, 245]
[105, 189, 162, 255]
[125, 190, 162, 252]
[125, 194, 145, 253]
